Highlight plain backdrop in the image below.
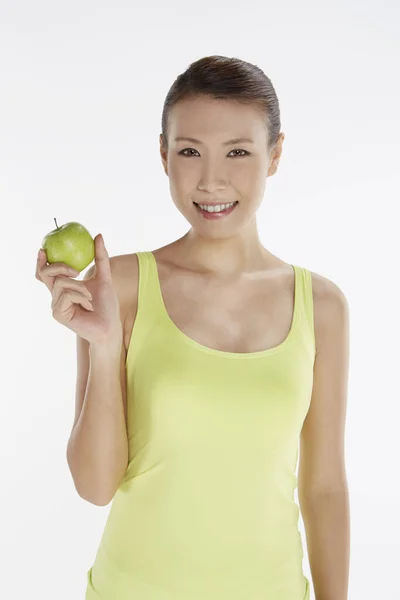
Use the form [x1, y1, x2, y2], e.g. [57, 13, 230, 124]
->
[1, 1, 399, 599]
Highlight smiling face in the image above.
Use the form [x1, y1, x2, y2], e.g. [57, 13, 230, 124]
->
[160, 95, 284, 239]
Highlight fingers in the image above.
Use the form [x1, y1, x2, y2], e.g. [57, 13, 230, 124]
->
[35, 249, 46, 281]
[36, 249, 80, 291]
[52, 289, 93, 320]
[51, 275, 92, 308]
[94, 234, 112, 283]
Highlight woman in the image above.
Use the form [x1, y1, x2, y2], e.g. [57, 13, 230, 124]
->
[36, 55, 350, 600]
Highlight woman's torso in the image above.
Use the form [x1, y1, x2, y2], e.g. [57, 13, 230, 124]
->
[86, 241, 317, 600]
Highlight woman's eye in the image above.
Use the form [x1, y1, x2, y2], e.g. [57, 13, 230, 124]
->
[178, 148, 250, 158]
[179, 148, 198, 157]
[228, 149, 249, 157]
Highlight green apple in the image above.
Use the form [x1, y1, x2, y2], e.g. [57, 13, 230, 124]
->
[42, 218, 95, 272]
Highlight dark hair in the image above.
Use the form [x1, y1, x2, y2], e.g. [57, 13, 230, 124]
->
[161, 55, 281, 154]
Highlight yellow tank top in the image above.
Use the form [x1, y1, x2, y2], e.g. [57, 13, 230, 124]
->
[86, 251, 315, 600]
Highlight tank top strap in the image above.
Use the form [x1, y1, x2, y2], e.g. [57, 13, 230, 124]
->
[125, 251, 164, 369]
[134, 251, 165, 320]
[292, 264, 316, 360]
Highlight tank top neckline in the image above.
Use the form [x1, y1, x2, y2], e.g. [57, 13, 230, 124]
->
[144, 250, 301, 360]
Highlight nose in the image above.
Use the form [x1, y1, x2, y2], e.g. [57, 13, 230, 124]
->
[197, 167, 228, 193]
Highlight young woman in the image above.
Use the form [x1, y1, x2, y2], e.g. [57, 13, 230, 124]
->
[36, 55, 350, 600]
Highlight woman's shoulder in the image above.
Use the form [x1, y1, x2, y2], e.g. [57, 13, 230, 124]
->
[306, 267, 348, 311]
[305, 267, 349, 357]
[106, 241, 174, 309]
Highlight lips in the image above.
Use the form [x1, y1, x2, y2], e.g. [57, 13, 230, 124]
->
[193, 201, 238, 206]
[193, 201, 239, 219]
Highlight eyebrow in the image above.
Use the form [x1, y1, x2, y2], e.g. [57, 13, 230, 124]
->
[174, 136, 255, 146]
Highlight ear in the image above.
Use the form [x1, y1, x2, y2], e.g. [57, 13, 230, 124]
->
[159, 134, 168, 176]
[267, 132, 285, 177]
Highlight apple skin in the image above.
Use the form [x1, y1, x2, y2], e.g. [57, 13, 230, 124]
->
[42, 221, 95, 272]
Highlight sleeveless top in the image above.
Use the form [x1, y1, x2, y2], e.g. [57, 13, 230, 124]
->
[86, 251, 315, 600]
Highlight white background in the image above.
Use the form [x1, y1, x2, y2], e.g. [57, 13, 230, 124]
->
[1, 1, 399, 599]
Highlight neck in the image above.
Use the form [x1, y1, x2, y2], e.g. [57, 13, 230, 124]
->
[173, 221, 276, 278]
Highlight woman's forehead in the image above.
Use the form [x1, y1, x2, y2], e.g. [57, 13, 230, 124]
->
[169, 99, 265, 141]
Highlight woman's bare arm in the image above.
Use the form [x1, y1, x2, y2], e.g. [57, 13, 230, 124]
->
[66, 256, 137, 505]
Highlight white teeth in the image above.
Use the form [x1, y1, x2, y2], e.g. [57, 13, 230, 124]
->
[198, 202, 236, 213]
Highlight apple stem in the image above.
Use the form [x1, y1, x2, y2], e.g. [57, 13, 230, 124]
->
[54, 217, 59, 230]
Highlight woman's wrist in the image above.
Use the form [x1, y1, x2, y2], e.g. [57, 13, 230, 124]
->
[89, 331, 123, 358]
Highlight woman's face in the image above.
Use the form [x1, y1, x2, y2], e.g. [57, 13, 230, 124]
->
[160, 95, 284, 238]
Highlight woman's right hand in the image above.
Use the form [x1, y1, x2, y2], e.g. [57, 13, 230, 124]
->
[35, 233, 123, 346]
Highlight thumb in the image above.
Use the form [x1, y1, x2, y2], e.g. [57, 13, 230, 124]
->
[94, 233, 112, 282]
